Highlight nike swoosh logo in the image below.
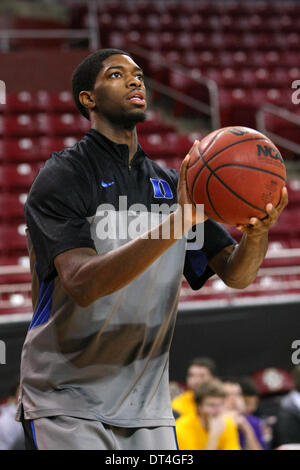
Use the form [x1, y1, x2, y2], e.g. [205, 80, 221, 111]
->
[101, 181, 115, 187]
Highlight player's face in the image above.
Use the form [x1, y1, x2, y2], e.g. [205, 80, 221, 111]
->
[199, 396, 225, 419]
[186, 366, 213, 391]
[92, 54, 147, 127]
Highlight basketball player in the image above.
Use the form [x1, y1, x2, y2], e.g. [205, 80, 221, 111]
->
[17, 49, 288, 450]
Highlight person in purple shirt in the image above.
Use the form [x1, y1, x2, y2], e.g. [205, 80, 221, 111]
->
[223, 378, 266, 450]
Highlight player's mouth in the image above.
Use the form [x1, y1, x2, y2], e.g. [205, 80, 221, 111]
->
[126, 90, 146, 106]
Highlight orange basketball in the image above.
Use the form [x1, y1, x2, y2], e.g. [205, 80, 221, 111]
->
[186, 126, 286, 226]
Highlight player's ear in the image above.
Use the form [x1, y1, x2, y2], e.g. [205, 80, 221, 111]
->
[79, 90, 96, 113]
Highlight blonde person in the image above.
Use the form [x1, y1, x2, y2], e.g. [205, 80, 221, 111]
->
[175, 380, 240, 450]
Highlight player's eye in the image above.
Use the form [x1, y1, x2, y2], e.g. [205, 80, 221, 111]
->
[135, 74, 144, 81]
[110, 71, 122, 78]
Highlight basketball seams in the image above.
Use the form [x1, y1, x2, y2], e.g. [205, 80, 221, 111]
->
[187, 128, 225, 171]
[190, 137, 270, 196]
[191, 137, 278, 203]
[211, 163, 286, 182]
[205, 174, 226, 222]
[205, 167, 268, 216]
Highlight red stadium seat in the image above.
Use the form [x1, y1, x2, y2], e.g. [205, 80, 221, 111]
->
[36, 91, 76, 113]
[39, 136, 78, 158]
[0, 255, 29, 267]
[0, 193, 27, 221]
[1, 114, 40, 137]
[0, 138, 40, 163]
[4, 91, 36, 114]
[287, 180, 300, 207]
[0, 163, 39, 190]
[139, 132, 198, 159]
[0, 305, 32, 316]
[37, 114, 90, 137]
[0, 224, 28, 253]
[137, 111, 176, 134]
[145, 14, 162, 31]
[107, 31, 125, 49]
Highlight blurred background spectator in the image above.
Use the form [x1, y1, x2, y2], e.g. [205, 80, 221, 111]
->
[223, 378, 266, 450]
[0, 378, 25, 450]
[172, 357, 216, 418]
[272, 366, 300, 448]
[0, 0, 300, 451]
[176, 380, 240, 450]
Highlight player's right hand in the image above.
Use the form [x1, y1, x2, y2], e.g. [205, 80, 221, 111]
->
[177, 140, 207, 231]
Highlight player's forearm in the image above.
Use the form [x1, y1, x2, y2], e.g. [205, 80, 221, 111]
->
[69, 210, 188, 307]
[221, 232, 268, 289]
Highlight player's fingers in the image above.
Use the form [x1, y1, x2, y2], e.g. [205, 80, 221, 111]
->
[276, 186, 289, 213]
[248, 217, 261, 227]
[179, 140, 199, 183]
[188, 140, 200, 158]
[264, 203, 277, 223]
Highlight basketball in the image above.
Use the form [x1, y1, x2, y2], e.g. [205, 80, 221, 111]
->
[186, 126, 286, 226]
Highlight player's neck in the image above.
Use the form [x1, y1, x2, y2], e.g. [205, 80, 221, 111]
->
[90, 116, 138, 162]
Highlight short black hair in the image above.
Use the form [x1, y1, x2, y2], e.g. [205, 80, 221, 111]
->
[187, 357, 216, 376]
[72, 48, 131, 120]
[238, 377, 259, 396]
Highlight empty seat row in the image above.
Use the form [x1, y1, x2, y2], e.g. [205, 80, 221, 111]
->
[147, 50, 300, 69]
[0, 111, 176, 137]
[99, 13, 300, 33]
[1, 91, 76, 114]
[0, 114, 89, 137]
[108, 31, 300, 51]
[0, 164, 41, 191]
[75, 1, 300, 18]
[0, 136, 78, 163]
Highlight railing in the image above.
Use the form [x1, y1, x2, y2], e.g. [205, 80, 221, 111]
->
[256, 104, 300, 156]
[0, 0, 100, 52]
[1, 247, 300, 313]
[129, 45, 220, 130]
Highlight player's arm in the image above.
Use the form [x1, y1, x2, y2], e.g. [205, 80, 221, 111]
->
[208, 187, 288, 289]
[55, 210, 188, 307]
[54, 142, 204, 307]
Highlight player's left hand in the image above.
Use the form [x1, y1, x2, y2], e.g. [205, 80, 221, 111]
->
[236, 186, 288, 237]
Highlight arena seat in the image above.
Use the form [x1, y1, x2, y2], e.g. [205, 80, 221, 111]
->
[0, 193, 27, 221]
[0, 138, 40, 163]
[0, 115, 40, 138]
[38, 113, 90, 136]
[0, 305, 32, 315]
[36, 91, 77, 113]
[0, 164, 39, 191]
[139, 132, 201, 159]
[4, 92, 36, 114]
[0, 224, 27, 253]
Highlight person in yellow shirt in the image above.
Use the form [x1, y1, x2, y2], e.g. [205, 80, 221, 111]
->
[175, 380, 240, 450]
[172, 357, 216, 418]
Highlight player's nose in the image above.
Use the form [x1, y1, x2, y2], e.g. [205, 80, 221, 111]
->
[128, 75, 143, 88]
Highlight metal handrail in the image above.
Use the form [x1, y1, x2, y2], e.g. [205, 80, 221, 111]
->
[0, 0, 100, 51]
[256, 104, 300, 155]
[1, 250, 300, 279]
[129, 45, 220, 129]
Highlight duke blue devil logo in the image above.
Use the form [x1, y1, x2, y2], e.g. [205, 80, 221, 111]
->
[150, 178, 173, 199]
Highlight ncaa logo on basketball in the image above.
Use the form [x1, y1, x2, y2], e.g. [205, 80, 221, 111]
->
[256, 144, 283, 165]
